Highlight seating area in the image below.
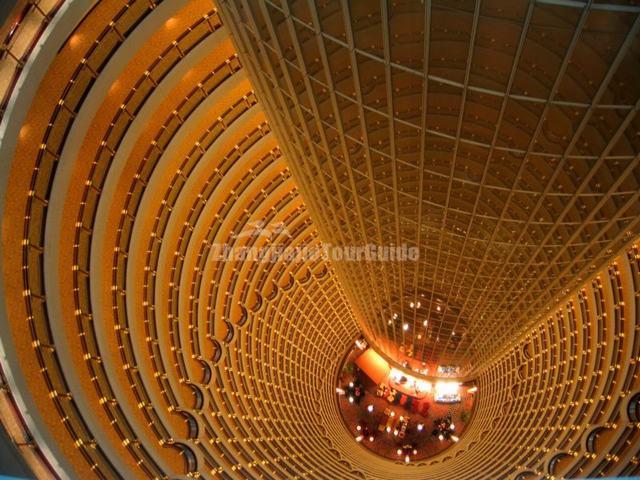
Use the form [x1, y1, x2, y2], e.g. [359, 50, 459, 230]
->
[337, 347, 475, 462]
[376, 384, 432, 417]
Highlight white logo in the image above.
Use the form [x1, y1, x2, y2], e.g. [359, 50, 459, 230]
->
[233, 220, 288, 240]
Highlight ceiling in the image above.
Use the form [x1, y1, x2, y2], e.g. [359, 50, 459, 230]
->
[218, 0, 640, 369]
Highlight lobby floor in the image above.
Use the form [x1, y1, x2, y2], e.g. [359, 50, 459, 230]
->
[337, 349, 475, 462]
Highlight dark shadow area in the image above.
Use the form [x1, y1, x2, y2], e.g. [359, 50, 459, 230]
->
[0, 0, 19, 29]
[0, 421, 33, 478]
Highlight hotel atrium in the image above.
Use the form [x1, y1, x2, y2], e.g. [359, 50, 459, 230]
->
[0, 0, 639, 479]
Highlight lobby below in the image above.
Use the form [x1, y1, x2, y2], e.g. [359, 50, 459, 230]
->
[336, 339, 476, 463]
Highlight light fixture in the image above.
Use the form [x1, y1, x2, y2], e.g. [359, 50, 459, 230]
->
[450, 423, 455, 431]
[367, 404, 374, 412]
[417, 423, 424, 432]
[348, 381, 354, 388]
[405, 455, 410, 463]
[336, 388, 345, 395]
[435, 381, 460, 396]
[403, 323, 409, 331]
[397, 449, 402, 455]
[393, 430, 399, 436]
[348, 396, 354, 404]
[355, 435, 363, 442]
[423, 320, 428, 327]
[438, 434, 444, 441]
[468, 386, 478, 393]
[386, 426, 391, 433]
[413, 449, 417, 455]
[356, 425, 361, 431]
[368, 436, 374, 442]
[417, 301, 421, 308]
[451, 435, 459, 442]
[409, 302, 414, 308]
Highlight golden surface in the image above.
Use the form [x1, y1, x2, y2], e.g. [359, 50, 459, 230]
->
[0, 1, 638, 479]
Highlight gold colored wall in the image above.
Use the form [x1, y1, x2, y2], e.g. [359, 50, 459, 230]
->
[0, 1, 638, 479]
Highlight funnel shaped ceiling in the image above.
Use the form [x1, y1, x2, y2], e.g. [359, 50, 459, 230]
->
[219, 0, 640, 369]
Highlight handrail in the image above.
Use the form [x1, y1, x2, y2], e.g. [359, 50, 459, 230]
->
[0, 0, 65, 120]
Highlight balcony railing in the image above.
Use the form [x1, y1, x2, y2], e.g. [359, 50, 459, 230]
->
[0, 0, 65, 120]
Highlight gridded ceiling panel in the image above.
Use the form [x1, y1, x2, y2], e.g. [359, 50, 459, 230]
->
[219, 0, 640, 371]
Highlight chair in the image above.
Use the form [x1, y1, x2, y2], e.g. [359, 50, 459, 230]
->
[405, 396, 413, 410]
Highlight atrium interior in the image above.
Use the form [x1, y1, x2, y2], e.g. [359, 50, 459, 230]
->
[0, 1, 639, 479]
